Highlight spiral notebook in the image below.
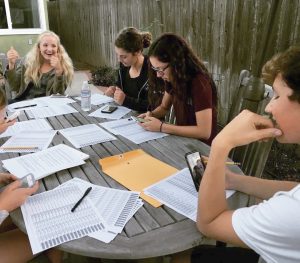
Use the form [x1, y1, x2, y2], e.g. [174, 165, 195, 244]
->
[59, 124, 117, 148]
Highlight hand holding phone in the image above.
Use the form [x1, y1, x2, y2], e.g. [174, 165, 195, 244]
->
[131, 116, 148, 123]
[101, 105, 118, 113]
[5, 111, 20, 123]
[20, 173, 36, 188]
[185, 151, 205, 191]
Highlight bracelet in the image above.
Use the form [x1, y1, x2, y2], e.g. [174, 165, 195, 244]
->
[159, 121, 164, 132]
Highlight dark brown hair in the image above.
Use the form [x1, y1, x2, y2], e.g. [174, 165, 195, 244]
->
[147, 33, 216, 118]
[262, 46, 300, 102]
[115, 27, 152, 54]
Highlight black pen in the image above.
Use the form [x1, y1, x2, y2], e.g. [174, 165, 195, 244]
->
[14, 104, 37, 109]
[71, 187, 92, 212]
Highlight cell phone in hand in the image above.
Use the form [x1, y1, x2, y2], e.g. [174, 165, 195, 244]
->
[5, 111, 20, 122]
[101, 105, 118, 113]
[185, 151, 205, 191]
[131, 116, 148, 123]
[20, 173, 36, 188]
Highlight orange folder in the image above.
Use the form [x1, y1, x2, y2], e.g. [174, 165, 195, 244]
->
[99, 149, 178, 207]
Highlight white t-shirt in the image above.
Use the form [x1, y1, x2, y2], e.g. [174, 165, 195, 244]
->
[232, 184, 300, 263]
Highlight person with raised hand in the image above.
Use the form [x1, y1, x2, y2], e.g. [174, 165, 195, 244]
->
[196, 46, 300, 263]
[5, 31, 73, 102]
[104, 27, 152, 112]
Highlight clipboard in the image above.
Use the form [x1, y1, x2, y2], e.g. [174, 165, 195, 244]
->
[99, 149, 178, 207]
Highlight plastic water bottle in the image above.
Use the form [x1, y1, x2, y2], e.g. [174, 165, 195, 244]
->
[81, 81, 91, 111]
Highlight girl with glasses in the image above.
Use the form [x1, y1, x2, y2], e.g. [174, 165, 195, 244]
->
[139, 33, 217, 145]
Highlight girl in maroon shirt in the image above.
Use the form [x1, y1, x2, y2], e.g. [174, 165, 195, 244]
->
[139, 33, 217, 145]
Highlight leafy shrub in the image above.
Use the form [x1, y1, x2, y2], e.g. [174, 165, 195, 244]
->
[90, 66, 117, 86]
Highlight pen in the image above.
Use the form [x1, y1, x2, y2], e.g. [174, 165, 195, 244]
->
[13, 104, 37, 109]
[71, 187, 92, 212]
[203, 160, 241, 166]
[0, 146, 39, 150]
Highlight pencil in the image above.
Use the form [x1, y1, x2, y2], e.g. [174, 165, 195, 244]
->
[203, 160, 241, 165]
[0, 146, 39, 150]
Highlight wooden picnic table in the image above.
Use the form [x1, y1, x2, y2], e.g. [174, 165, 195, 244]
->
[1, 100, 249, 259]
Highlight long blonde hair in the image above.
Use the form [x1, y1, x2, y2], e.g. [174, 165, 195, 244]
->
[24, 31, 74, 86]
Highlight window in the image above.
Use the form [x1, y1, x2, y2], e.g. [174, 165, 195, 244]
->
[0, 0, 46, 35]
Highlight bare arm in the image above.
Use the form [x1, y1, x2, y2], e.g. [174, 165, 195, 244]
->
[141, 91, 213, 139]
[226, 170, 298, 200]
[160, 108, 212, 139]
[197, 110, 282, 245]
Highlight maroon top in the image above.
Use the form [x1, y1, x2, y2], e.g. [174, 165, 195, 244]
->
[165, 72, 217, 145]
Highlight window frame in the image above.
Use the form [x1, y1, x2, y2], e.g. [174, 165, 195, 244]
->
[0, 0, 47, 35]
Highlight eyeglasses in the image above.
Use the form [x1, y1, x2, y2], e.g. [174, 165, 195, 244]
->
[151, 64, 169, 75]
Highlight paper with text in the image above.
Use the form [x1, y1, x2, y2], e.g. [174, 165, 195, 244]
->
[89, 105, 131, 120]
[0, 130, 57, 153]
[7, 99, 48, 112]
[76, 94, 113, 105]
[35, 96, 76, 105]
[59, 124, 117, 148]
[26, 104, 77, 119]
[2, 144, 89, 180]
[58, 178, 142, 243]
[0, 119, 53, 138]
[144, 168, 235, 221]
[100, 118, 168, 144]
[21, 184, 107, 254]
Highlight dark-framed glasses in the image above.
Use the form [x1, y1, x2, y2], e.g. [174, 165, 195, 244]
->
[151, 64, 169, 74]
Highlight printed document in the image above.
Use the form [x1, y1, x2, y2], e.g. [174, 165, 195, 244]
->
[57, 178, 142, 243]
[0, 130, 57, 153]
[7, 99, 48, 112]
[0, 119, 53, 138]
[26, 104, 77, 119]
[144, 168, 235, 221]
[21, 184, 107, 254]
[89, 105, 131, 120]
[2, 144, 89, 180]
[100, 118, 168, 144]
[76, 94, 113, 105]
[59, 124, 117, 148]
[35, 96, 76, 106]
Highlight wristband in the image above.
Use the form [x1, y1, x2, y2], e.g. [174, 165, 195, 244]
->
[159, 121, 164, 132]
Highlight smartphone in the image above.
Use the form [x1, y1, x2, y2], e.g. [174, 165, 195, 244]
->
[5, 111, 20, 122]
[185, 151, 205, 191]
[101, 105, 118, 113]
[131, 116, 148, 123]
[20, 173, 36, 188]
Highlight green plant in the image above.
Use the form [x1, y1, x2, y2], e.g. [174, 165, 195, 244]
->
[90, 66, 117, 86]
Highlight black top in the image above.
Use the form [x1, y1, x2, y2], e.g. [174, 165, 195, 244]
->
[116, 56, 149, 112]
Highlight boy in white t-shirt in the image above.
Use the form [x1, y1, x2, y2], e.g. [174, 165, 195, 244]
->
[197, 46, 300, 263]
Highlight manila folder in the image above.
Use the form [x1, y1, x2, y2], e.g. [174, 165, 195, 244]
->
[99, 149, 178, 207]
